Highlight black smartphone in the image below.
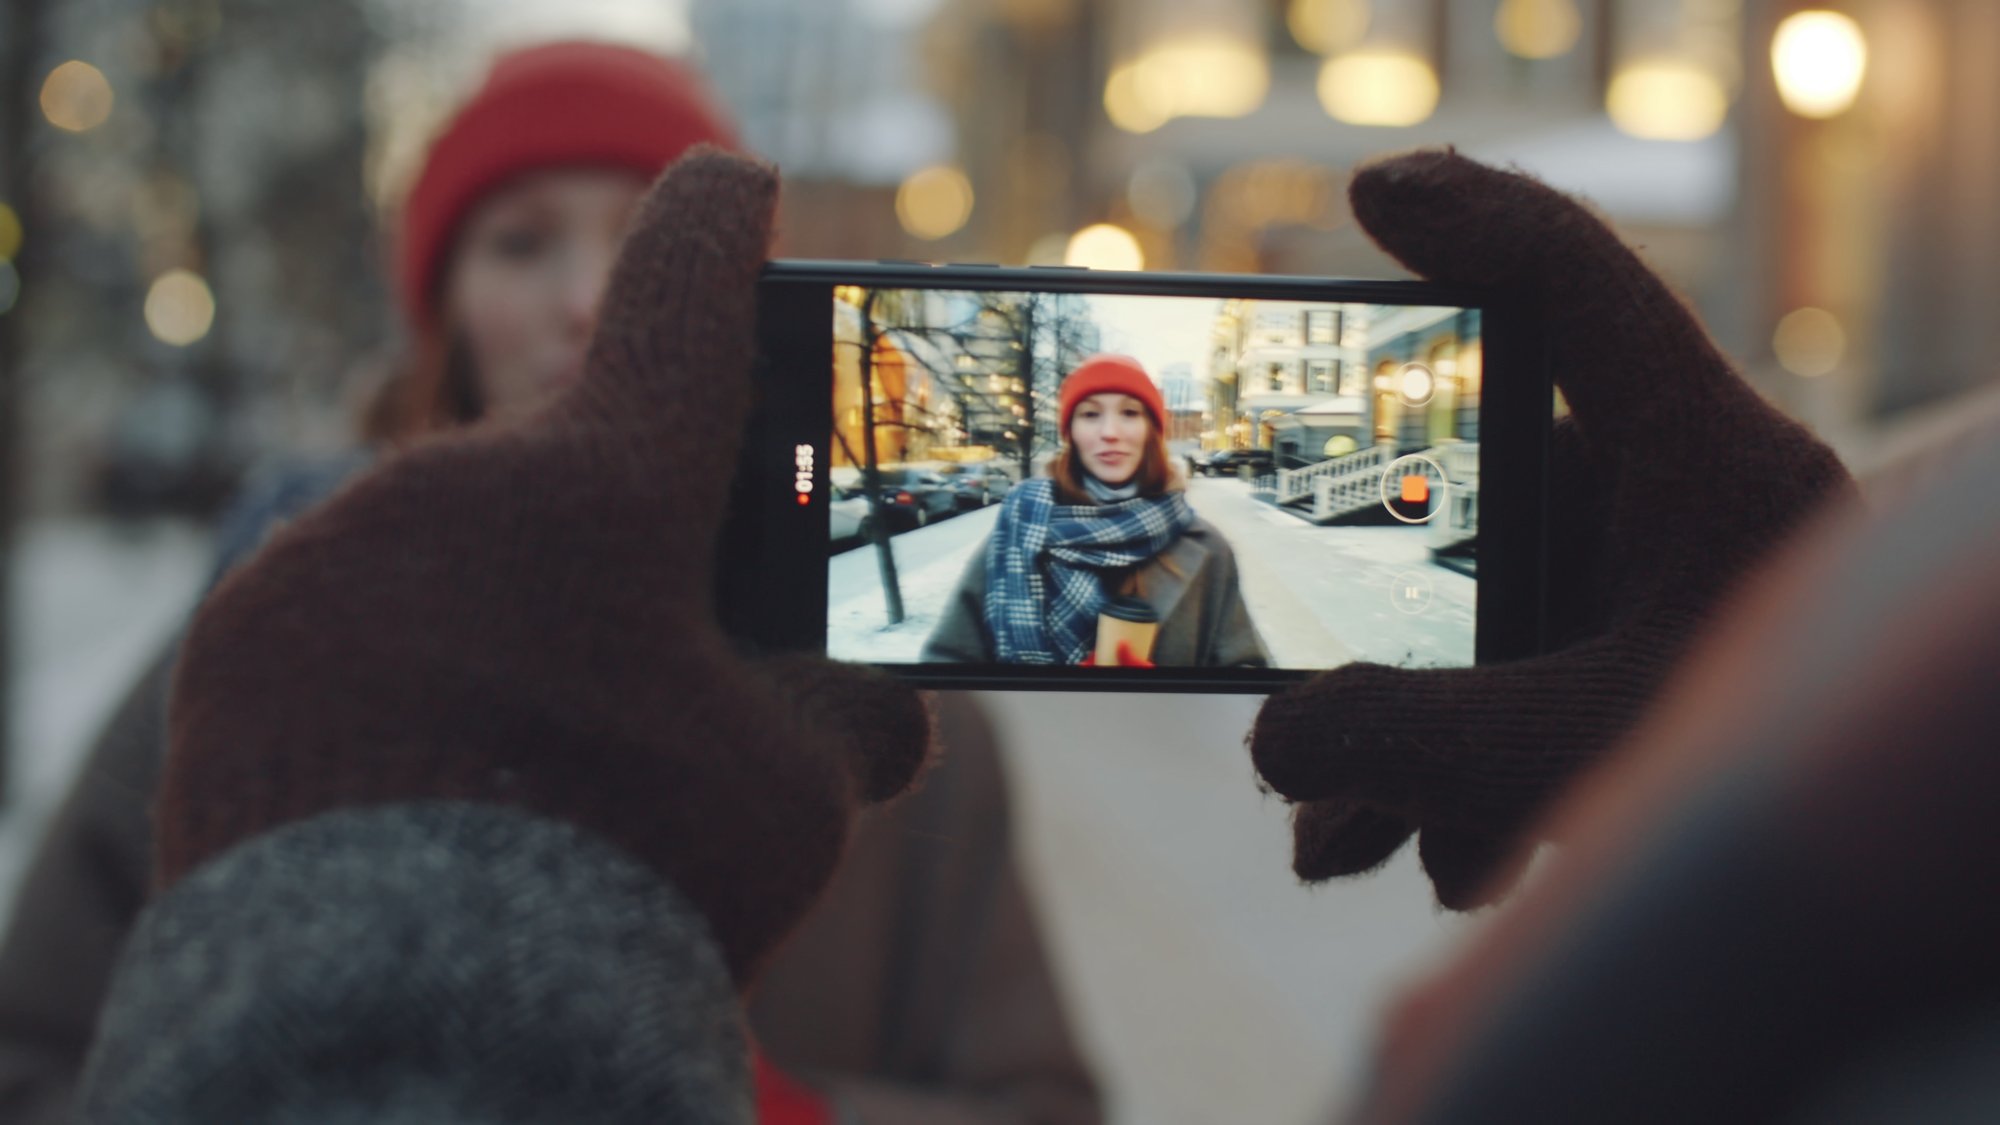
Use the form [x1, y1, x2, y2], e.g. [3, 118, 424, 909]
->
[719, 261, 1549, 693]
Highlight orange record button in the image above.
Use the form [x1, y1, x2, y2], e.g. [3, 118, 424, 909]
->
[1399, 474, 1430, 504]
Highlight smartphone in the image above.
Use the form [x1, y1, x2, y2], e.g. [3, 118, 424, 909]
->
[719, 261, 1549, 693]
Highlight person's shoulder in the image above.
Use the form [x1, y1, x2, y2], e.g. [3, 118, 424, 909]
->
[212, 449, 377, 580]
[1178, 512, 1233, 555]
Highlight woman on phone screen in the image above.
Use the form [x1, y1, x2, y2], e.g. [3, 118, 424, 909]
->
[925, 355, 1269, 668]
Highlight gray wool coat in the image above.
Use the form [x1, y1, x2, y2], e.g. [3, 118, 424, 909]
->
[922, 515, 1270, 668]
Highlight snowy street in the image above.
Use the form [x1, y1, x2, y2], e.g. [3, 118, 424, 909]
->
[826, 503, 1000, 662]
[825, 477, 1476, 670]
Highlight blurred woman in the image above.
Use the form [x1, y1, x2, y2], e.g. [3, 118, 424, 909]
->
[925, 354, 1268, 668]
[0, 41, 1099, 1125]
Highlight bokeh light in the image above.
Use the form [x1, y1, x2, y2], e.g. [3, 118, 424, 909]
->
[1104, 35, 1268, 133]
[1495, 0, 1582, 60]
[1772, 11, 1868, 119]
[1317, 50, 1440, 127]
[1286, 0, 1370, 55]
[1773, 307, 1846, 377]
[895, 164, 975, 241]
[1397, 363, 1436, 405]
[0, 202, 21, 261]
[40, 61, 115, 133]
[144, 269, 216, 346]
[1103, 61, 1169, 134]
[1607, 60, 1729, 141]
[1064, 224, 1145, 271]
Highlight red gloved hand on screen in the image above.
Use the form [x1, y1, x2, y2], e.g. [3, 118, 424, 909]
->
[156, 150, 933, 985]
[1080, 641, 1155, 668]
[1248, 150, 1853, 910]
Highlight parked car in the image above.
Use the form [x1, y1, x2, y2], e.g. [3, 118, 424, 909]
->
[827, 486, 873, 545]
[1204, 448, 1275, 478]
[861, 468, 958, 530]
[943, 462, 1010, 509]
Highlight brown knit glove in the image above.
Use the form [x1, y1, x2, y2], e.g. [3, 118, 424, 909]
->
[1249, 151, 1853, 910]
[158, 150, 932, 985]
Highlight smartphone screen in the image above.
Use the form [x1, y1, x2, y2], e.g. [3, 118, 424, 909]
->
[728, 263, 1547, 693]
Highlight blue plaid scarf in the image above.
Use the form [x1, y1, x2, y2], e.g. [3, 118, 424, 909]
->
[982, 478, 1194, 664]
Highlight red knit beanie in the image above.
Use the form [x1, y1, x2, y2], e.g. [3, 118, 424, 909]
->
[396, 41, 741, 329]
[1059, 354, 1166, 432]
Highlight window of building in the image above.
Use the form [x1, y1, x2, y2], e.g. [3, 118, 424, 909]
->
[1338, 360, 1363, 395]
[1308, 359, 1337, 393]
[1304, 308, 1340, 345]
[1268, 362, 1287, 392]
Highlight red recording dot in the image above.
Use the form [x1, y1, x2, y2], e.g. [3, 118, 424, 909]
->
[796, 493, 810, 505]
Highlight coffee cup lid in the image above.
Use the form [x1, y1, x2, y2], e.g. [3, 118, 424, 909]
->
[1099, 594, 1159, 624]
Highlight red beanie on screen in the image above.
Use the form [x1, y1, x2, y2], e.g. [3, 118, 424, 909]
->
[1059, 354, 1166, 432]
[396, 41, 741, 328]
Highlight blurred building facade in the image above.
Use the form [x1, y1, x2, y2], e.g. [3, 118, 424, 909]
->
[4, 0, 2000, 509]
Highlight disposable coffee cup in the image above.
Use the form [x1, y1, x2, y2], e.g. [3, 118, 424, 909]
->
[1094, 595, 1160, 666]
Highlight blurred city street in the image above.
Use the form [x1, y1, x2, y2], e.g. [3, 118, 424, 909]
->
[827, 477, 1474, 670]
[1, 519, 211, 911]
[3, 0, 1998, 1120]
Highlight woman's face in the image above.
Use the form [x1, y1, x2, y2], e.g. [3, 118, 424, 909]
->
[443, 167, 650, 422]
[1069, 392, 1151, 486]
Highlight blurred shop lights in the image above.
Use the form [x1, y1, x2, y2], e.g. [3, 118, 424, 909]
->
[1772, 11, 1867, 118]
[1286, 0, 1370, 55]
[895, 164, 974, 241]
[1607, 59, 1729, 141]
[144, 269, 215, 346]
[1065, 224, 1144, 271]
[1318, 50, 1439, 127]
[1496, 0, 1582, 60]
[41, 61, 115, 133]
[1773, 307, 1846, 377]
[0, 202, 21, 261]
[1104, 34, 1269, 134]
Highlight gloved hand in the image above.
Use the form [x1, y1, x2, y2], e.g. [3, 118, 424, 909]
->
[1249, 150, 1853, 910]
[1080, 640, 1156, 668]
[157, 150, 932, 984]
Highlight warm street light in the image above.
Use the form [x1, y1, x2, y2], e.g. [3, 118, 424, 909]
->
[144, 269, 215, 346]
[1772, 10, 1867, 119]
[1104, 33, 1268, 133]
[41, 61, 115, 133]
[1286, 0, 1369, 55]
[895, 164, 974, 240]
[1607, 59, 1729, 140]
[1317, 50, 1439, 127]
[1496, 0, 1582, 60]
[0, 202, 20, 261]
[1773, 307, 1846, 377]
[1065, 224, 1145, 271]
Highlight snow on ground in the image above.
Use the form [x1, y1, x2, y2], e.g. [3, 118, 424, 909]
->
[1, 519, 213, 919]
[826, 504, 997, 662]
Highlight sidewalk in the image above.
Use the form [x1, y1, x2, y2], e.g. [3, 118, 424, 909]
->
[1184, 477, 1476, 669]
[979, 689, 1472, 1124]
[826, 505, 998, 662]
[1, 519, 213, 919]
